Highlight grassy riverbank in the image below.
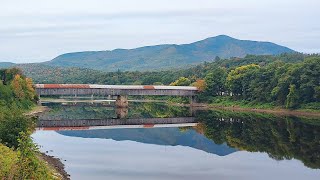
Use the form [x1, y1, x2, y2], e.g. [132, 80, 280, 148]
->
[205, 96, 320, 116]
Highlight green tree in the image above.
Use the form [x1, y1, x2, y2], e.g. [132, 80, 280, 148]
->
[204, 67, 227, 96]
[286, 84, 299, 108]
[314, 86, 320, 101]
[226, 64, 260, 98]
[170, 77, 191, 86]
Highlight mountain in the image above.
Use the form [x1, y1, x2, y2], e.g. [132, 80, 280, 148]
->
[0, 62, 15, 68]
[44, 35, 295, 71]
[11, 63, 104, 84]
[58, 127, 237, 156]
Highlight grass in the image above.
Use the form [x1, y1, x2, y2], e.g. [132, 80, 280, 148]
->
[208, 96, 277, 109]
[297, 102, 320, 112]
[0, 144, 18, 179]
[207, 96, 320, 112]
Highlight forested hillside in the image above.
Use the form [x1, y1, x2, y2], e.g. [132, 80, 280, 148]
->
[0, 68, 56, 179]
[0, 62, 15, 68]
[45, 35, 295, 71]
[11, 53, 319, 110]
[17, 53, 310, 85]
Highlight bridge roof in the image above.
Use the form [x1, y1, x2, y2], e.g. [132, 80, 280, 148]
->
[35, 84, 198, 91]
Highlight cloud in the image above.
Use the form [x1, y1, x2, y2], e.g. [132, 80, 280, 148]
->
[0, 0, 319, 62]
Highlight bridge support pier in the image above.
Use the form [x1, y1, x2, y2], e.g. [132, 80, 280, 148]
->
[116, 108, 128, 119]
[115, 95, 128, 108]
[190, 96, 196, 106]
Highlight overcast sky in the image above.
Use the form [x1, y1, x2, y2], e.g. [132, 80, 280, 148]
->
[1, 0, 319, 63]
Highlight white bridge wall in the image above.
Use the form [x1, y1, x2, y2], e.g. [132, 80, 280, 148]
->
[36, 88, 196, 96]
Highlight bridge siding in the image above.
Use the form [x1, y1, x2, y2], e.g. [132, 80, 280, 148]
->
[36, 88, 196, 96]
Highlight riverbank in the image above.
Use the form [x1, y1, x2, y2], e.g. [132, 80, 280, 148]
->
[27, 105, 70, 179]
[207, 104, 320, 118]
[169, 101, 320, 118]
[39, 153, 70, 180]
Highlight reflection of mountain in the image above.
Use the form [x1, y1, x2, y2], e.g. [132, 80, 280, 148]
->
[58, 127, 237, 156]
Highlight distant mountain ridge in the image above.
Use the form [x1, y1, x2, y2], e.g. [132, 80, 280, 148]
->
[0, 62, 15, 68]
[44, 35, 295, 71]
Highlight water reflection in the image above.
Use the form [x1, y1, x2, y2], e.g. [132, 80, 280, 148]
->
[33, 102, 320, 179]
[58, 128, 236, 156]
[196, 110, 320, 169]
[39, 102, 192, 120]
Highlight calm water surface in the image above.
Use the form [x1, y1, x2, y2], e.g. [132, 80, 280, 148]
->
[32, 102, 320, 180]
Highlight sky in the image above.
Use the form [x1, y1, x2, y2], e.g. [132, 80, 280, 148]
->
[1, 0, 319, 63]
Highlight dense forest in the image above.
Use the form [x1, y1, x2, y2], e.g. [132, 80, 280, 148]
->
[0, 68, 56, 179]
[18, 53, 319, 110]
[2, 53, 319, 111]
[11, 53, 308, 85]
[201, 56, 320, 109]
[95, 53, 317, 92]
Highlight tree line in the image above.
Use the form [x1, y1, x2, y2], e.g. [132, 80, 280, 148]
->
[11, 53, 320, 109]
[16, 53, 312, 85]
[201, 56, 320, 109]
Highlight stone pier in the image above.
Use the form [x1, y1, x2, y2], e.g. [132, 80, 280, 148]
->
[115, 95, 128, 108]
[116, 107, 129, 119]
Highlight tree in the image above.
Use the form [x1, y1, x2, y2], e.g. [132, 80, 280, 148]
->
[204, 67, 227, 96]
[192, 79, 206, 92]
[25, 78, 36, 100]
[3, 68, 23, 85]
[297, 57, 320, 103]
[314, 86, 320, 101]
[170, 77, 191, 86]
[11, 74, 25, 99]
[226, 64, 260, 98]
[286, 84, 299, 108]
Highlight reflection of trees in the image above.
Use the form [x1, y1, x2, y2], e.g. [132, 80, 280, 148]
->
[129, 102, 191, 118]
[39, 103, 116, 120]
[196, 110, 320, 169]
[40, 102, 191, 120]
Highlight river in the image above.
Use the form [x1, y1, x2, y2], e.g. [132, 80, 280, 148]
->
[32, 102, 320, 180]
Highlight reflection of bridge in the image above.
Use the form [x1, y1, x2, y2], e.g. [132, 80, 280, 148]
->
[35, 84, 198, 107]
[37, 117, 196, 131]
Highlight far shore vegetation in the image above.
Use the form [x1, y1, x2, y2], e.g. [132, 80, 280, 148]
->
[15, 53, 319, 112]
